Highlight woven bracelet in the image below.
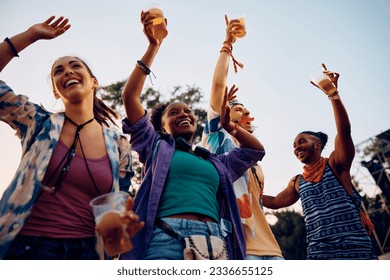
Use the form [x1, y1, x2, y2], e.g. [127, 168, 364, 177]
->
[136, 60, 151, 75]
[136, 60, 156, 85]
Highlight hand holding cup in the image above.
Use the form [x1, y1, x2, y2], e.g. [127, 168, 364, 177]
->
[310, 63, 340, 96]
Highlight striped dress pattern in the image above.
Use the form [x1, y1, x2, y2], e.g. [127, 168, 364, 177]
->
[299, 164, 376, 259]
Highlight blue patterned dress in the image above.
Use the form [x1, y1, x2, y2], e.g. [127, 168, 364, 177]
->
[299, 164, 377, 259]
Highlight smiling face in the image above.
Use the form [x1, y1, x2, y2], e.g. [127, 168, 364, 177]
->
[160, 102, 197, 142]
[230, 103, 254, 133]
[293, 133, 322, 164]
[51, 56, 98, 105]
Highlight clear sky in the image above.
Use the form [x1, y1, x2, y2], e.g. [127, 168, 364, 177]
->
[1, 0, 389, 210]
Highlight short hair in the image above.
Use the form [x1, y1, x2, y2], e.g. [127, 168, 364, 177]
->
[299, 131, 328, 151]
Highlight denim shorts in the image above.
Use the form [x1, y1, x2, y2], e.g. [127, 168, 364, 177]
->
[4, 234, 100, 260]
[144, 218, 222, 260]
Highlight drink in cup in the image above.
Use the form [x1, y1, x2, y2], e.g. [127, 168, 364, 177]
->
[145, 4, 168, 40]
[229, 12, 246, 38]
[89, 191, 131, 256]
[310, 67, 337, 95]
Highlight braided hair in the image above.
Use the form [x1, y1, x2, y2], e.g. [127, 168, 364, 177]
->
[299, 131, 328, 151]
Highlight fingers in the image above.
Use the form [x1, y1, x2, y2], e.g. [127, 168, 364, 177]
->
[44, 16, 56, 24]
[310, 80, 319, 88]
[321, 63, 327, 71]
[228, 84, 239, 97]
[225, 15, 229, 26]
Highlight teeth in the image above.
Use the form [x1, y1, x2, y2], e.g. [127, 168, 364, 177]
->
[65, 79, 79, 88]
[178, 120, 190, 126]
[298, 151, 303, 156]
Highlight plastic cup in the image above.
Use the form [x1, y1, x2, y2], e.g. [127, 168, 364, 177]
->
[89, 191, 131, 256]
[144, 3, 168, 40]
[310, 67, 337, 95]
[228, 11, 246, 38]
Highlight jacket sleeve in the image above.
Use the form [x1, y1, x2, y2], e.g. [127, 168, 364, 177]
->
[0, 80, 38, 140]
[218, 147, 265, 182]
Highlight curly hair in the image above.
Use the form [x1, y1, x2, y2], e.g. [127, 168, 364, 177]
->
[150, 101, 171, 132]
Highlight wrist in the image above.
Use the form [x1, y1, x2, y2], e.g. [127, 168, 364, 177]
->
[227, 122, 238, 136]
[328, 91, 340, 101]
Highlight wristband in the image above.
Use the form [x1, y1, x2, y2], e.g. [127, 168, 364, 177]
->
[4, 37, 19, 57]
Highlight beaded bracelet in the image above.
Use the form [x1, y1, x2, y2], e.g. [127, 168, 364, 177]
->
[4, 37, 19, 57]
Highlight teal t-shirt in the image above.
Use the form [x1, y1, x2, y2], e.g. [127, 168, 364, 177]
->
[157, 149, 220, 222]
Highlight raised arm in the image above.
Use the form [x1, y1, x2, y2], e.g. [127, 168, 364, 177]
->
[0, 16, 70, 72]
[210, 16, 242, 112]
[311, 64, 355, 179]
[220, 86, 263, 150]
[122, 11, 166, 125]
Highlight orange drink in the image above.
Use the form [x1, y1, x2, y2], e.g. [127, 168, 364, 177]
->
[146, 6, 168, 40]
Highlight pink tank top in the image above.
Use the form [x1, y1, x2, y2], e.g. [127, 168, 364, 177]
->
[20, 140, 113, 238]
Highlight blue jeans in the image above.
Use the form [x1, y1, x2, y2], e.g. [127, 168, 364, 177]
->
[145, 218, 222, 260]
[4, 234, 100, 260]
[247, 255, 284, 260]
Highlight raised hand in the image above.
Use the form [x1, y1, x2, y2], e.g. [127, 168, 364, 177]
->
[310, 63, 340, 96]
[224, 15, 239, 44]
[220, 86, 236, 131]
[141, 10, 167, 46]
[28, 16, 71, 41]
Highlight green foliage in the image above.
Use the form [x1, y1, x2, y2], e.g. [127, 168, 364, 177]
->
[270, 210, 307, 260]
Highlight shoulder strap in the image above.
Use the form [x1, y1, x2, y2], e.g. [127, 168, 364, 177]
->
[155, 218, 184, 243]
[292, 174, 301, 192]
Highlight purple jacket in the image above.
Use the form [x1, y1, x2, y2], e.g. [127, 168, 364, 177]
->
[120, 112, 265, 259]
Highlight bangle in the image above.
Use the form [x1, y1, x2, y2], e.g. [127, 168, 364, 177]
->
[328, 92, 340, 101]
[4, 37, 19, 57]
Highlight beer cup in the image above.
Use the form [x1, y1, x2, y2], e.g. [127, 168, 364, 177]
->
[310, 67, 337, 95]
[89, 191, 131, 256]
[144, 3, 168, 40]
[228, 11, 246, 38]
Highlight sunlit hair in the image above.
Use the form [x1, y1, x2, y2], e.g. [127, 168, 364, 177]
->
[299, 131, 328, 151]
[51, 56, 119, 127]
[150, 101, 171, 132]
